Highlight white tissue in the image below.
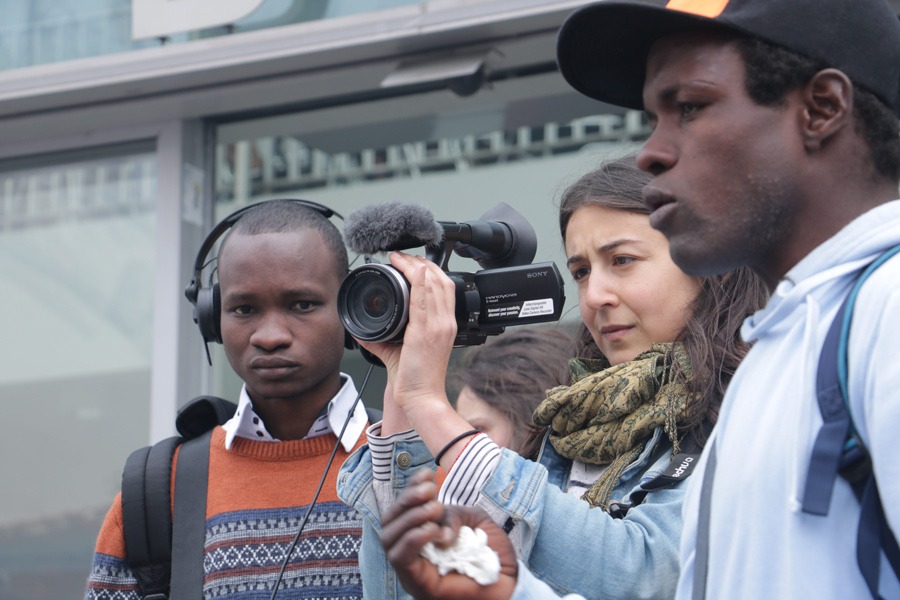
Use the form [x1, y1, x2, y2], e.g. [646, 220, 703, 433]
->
[420, 525, 501, 585]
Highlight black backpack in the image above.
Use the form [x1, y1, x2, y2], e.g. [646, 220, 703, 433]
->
[120, 395, 381, 600]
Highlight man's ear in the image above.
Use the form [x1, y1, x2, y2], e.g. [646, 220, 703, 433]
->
[801, 68, 853, 152]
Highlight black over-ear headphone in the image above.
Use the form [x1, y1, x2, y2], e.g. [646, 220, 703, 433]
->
[183, 199, 358, 358]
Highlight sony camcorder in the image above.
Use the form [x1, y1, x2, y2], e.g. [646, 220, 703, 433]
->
[338, 202, 565, 349]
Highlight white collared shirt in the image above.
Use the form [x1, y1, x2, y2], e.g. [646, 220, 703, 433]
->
[221, 373, 367, 452]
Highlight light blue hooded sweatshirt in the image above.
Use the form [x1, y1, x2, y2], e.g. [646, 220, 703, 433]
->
[675, 200, 900, 599]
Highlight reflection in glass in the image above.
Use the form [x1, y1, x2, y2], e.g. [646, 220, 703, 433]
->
[0, 147, 157, 600]
[216, 112, 649, 203]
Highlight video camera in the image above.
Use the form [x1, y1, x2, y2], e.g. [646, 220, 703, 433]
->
[338, 202, 565, 353]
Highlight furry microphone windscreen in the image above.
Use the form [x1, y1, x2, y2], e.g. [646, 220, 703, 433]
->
[344, 201, 445, 256]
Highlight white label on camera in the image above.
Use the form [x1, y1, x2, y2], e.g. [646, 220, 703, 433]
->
[519, 299, 554, 318]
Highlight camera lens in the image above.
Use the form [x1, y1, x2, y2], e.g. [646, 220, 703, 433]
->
[361, 285, 389, 319]
[338, 264, 410, 342]
[351, 275, 393, 327]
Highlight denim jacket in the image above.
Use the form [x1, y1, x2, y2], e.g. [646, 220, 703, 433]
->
[337, 427, 686, 600]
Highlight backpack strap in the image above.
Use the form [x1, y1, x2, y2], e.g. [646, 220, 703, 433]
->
[122, 396, 237, 600]
[801, 245, 900, 599]
[175, 395, 237, 438]
[608, 442, 702, 519]
[121, 436, 182, 600]
[800, 286, 857, 517]
[170, 430, 215, 599]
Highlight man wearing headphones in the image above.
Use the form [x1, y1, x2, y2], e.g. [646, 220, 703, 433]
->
[84, 200, 374, 600]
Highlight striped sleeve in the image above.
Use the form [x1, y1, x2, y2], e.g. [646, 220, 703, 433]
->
[438, 434, 501, 506]
[366, 422, 421, 482]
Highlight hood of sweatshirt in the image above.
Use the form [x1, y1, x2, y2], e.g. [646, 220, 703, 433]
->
[742, 199, 900, 344]
[722, 200, 900, 516]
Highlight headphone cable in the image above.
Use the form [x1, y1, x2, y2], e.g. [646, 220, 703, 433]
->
[268, 362, 375, 600]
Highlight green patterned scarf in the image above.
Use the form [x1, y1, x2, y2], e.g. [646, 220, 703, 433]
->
[533, 343, 692, 510]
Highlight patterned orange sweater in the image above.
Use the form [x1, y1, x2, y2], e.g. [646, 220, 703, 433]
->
[85, 426, 368, 599]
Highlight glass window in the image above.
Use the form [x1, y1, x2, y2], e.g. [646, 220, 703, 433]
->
[212, 84, 651, 404]
[0, 143, 157, 600]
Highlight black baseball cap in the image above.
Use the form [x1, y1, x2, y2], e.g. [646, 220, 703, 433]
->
[557, 0, 900, 116]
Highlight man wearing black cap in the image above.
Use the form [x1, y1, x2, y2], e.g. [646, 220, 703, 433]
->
[555, 0, 900, 598]
[375, 1, 900, 599]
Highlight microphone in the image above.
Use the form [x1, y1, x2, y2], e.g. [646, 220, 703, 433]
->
[441, 219, 516, 266]
[344, 202, 444, 256]
[343, 201, 537, 269]
[445, 202, 537, 269]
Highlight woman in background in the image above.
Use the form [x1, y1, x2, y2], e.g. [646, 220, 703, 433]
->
[449, 327, 573, 456]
